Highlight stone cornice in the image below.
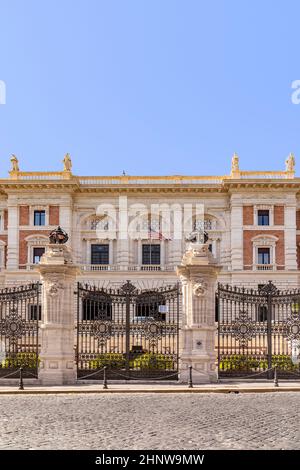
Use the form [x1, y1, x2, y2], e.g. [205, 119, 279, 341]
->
[1, 175, 300, 196]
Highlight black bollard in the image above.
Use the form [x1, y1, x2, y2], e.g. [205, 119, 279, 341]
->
[19, 367, 24, 390]
[274, 365, 279, 387]
[188, 365, 193, 388]
[103, 366, 108, 389]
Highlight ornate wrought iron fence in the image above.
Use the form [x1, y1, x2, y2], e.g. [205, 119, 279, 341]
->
[76, 281, 180, 380]
[0, 283, 40, 378]
[217, 281, 300, 379]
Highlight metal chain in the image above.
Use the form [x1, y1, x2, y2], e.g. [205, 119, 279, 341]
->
[77, 367, 106, 380]
[23, 370, 38, 379]
[280, 369, 300, 378]
[108, 369, 179, 381]
[217, 367, 275, 380]
[217, 366, 300, 380]
[0, 369, 22, 379]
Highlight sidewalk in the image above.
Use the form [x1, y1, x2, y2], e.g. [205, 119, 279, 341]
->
[0, 380, 300, 394]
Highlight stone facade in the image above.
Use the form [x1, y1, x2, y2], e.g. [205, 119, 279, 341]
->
[0, 153, 298, 292]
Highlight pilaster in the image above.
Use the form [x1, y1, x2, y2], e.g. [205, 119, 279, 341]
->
[230, 195, 243, 270]
[6, 196, 19, 270]
[285, 195, 297, 270]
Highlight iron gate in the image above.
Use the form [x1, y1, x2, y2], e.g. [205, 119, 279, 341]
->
[76, 281, 180, 379]
[0, 283, 40, 378]
[217, 281, 300, 378]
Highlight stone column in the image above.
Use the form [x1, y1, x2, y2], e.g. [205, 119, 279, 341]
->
[59, 197, 73, 243]
[6, 197, 19, 270]
[230, 195, 243, 271]
[116, 196, 129, 266]
[37, 243, 80, 385]
[284, 196, 297, 270]
[177, 243, 221, 383]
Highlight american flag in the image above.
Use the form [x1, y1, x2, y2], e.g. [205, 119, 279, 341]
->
[148, 225, 170, 241]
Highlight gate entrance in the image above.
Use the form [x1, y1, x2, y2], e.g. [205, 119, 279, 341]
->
[76, 281, 180, 380]
[0, 283, 40, 379]
[217, 281, 300, 378]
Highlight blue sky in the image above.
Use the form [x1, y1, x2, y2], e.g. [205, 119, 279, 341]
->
[0, 0, 300, 176]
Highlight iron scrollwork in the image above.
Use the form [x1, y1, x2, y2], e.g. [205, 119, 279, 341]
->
[76, 281, 180, 379]
[217, 280, 300, 379]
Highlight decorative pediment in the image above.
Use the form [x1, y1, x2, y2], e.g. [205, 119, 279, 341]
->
[251, 234, 278, 246]
[25, 234, 48, 244]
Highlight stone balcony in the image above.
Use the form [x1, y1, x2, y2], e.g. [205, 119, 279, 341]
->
[243, 264, 285, 271]
[19, 263, 177, 272]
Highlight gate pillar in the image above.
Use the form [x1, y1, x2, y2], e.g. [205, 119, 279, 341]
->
[37, 242, 80, 385]
[177, 242, 221, 383]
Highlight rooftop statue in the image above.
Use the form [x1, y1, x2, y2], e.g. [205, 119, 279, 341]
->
[10, 154, 19, 172]
[285, 153, 295, 172]
[63, 153, 72, 172]
[231, 152, 239, 172]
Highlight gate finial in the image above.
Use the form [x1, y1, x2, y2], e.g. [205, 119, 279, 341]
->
[120, 280, 136, 295]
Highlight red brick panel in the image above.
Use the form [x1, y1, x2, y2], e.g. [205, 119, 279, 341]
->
[243, 206, 254, 225]
[296, 211, 300, 230]
[19, 230, 48, 265]
[274, 206, 284, 225]
[19, 206, 29, 225]
[3, 210, 8, 230]
[243, 230, 285, 268]
[297, 235, 300, 269]
[49, 206, 59, 226]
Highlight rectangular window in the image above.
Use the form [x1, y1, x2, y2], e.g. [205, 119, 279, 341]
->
[34, 210, 45, 226]
[91, 244, 109, 264]
[142, 244, 161, 265]
[28, 304, 42, 321]
[257, 210, 269, 226]
[258, 247, 270, 265]
[33, 247, 45, 264]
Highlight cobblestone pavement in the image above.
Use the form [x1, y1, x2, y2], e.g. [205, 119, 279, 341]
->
[0, 393, 299, 450]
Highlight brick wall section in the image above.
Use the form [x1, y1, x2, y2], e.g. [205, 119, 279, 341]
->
[3, 210, 8, 230]
[243, 206, 254, 225]
[19, 205, 29, 225]
[0, 234, 8, 267]
[274, 205, 284, 225]
[297, 235, 300, 269]
[296, 210, 300, 230]
[49, 206, 59, 225]
[243, 230, 285, 268]
[19, 230, 48, 265]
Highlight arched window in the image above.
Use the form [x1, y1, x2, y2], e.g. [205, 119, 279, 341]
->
[130, 213, 164, 240]
[90, 215, 110, 231]
[193, 216, 217, 231]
